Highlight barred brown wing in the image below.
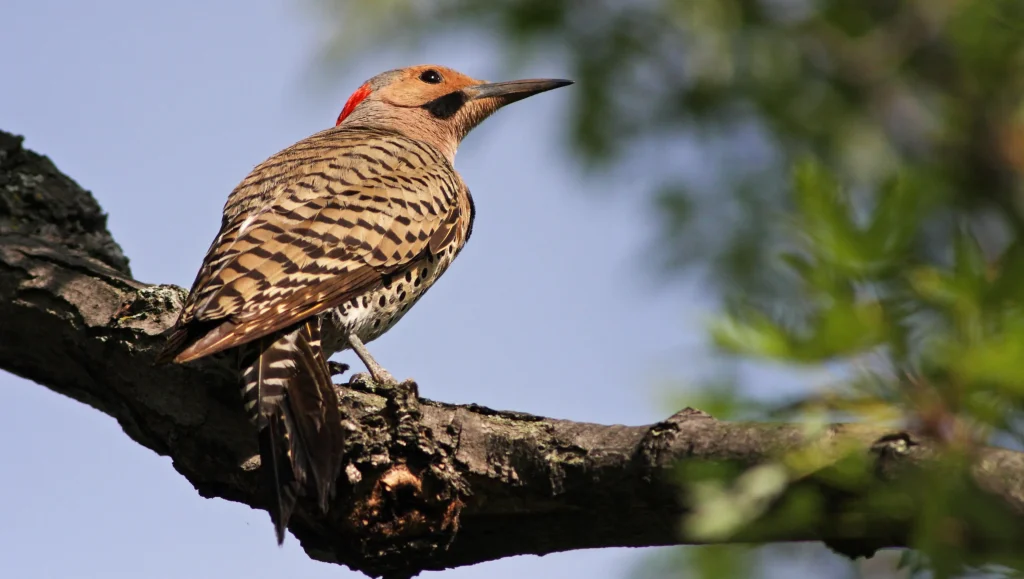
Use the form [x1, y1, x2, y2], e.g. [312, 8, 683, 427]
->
[160, 126, 468, 363]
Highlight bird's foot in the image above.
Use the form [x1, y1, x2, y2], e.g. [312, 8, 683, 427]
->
[327, 361, 350, 378]
[369, 366, 398, 387]
[346, 332, 399, 387]
[347, 372, 421, 444]
[350, 368, 397, 391]
[347, 369, 419, 407]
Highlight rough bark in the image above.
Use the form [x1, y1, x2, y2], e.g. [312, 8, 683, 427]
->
[4, 129, 1024, 578]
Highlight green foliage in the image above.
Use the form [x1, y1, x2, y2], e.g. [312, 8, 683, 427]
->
[710, 161, 933, 363]
[687, 161, 1024, 577]
[715, 156, 1024, 427]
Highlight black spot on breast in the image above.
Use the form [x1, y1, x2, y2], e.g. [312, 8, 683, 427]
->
[405, 271, 412, 282]
[378, 296, 386, 307]
[399, 290, 407, 302]
[374, 319, 381, 328]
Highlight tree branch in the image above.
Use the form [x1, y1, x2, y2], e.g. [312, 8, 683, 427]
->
[4, 129, 1024, 578]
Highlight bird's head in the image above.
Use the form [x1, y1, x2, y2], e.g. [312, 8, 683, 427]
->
[335, 64, 572, 162]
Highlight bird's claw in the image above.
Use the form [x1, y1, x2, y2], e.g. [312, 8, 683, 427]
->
[347, 371, 391, 392]
[328, 361, 350, 377]
[371, 368, 398, 387]
[347, 370, 415, 398]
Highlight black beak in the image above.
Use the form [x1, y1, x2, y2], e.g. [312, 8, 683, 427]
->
[463, 78, 573, 104]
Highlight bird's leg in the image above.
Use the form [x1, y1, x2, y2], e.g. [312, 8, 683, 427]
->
[346, 335, 421, 445]
[346, 333, 397, 386]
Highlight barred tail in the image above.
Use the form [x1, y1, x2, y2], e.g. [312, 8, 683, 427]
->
[240, 318, 345, 544]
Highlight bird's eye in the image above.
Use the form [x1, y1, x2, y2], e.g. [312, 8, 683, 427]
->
[419, 70, 443, 84]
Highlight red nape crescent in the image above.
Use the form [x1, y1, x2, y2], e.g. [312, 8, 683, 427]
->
[336, 83, 372, 126]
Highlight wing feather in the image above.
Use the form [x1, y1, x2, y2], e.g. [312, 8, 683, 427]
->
[160, 126, 466, 363]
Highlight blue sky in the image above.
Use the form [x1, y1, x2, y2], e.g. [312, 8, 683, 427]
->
[0, 1, 814, 577]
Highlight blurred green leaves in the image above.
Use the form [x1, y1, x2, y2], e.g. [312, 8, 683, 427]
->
[654, 157, 1024, 577]
[686, 461, 791, 541]
[711, 157, 1024, 425]
[711, 160, 928, 363]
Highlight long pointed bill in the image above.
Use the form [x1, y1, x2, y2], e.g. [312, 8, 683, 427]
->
[463, 78, 574, 105]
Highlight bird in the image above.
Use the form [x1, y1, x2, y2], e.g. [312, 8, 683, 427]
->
[156, 65, 571, 544]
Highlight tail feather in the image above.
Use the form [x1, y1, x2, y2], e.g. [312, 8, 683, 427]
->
[286, 319, 345, 512]
[260, 418, 300, 544]
[240, 318, 345, 544]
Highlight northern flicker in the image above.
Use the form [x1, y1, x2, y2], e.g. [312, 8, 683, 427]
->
[157, 65, 571, 543]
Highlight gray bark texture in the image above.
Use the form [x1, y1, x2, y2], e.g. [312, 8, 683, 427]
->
[3, 129, 1024, 578]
